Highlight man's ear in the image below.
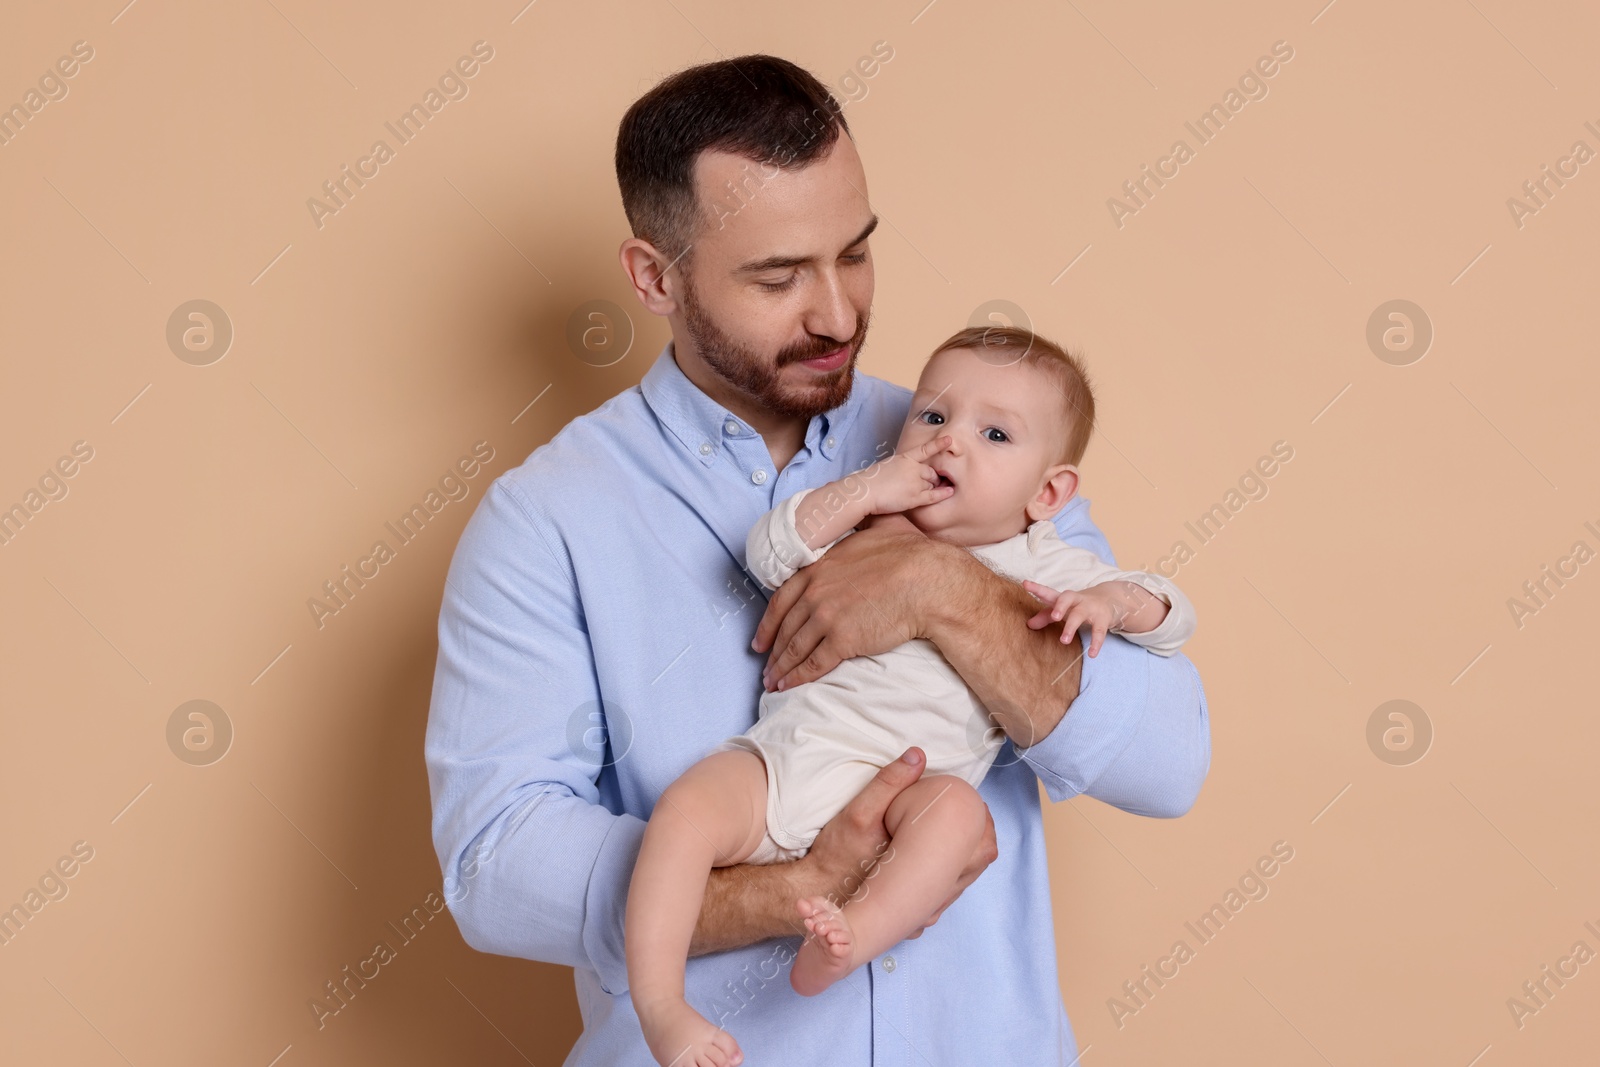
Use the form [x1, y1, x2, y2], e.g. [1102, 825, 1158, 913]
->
[1025, 463, 1079, 522]
[619, 238, 683, 316]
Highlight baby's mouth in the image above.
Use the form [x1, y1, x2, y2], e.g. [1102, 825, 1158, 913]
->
[935, 471, 955, 489]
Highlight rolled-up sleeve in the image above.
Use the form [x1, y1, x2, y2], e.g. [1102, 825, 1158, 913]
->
[1016, 499, 1212, 817]
[424, 478, 638, 993]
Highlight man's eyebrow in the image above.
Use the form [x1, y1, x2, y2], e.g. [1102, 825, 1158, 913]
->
[734, 215, 880, 275]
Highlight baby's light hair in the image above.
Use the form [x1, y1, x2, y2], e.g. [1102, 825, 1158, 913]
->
[926, 325, 1096, 466]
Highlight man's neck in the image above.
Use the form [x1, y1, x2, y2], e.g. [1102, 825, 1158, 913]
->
[672, 346, 810, 473]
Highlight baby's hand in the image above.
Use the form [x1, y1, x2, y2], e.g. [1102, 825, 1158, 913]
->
[1022, 579, 1142, 657]
[861, 435, 954, 515]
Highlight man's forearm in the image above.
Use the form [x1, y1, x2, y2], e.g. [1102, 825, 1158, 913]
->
[921, 541, 1084, 748]
[688, 860, 810, 957]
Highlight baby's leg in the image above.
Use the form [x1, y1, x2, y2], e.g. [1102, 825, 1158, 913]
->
[626, 748, 768, 1067]
[791, 774, 988, 997]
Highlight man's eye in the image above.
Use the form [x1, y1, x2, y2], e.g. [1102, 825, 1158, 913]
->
[918, 410, 944, 425]
[757, 276, 798, 293]
[842, 252, 868, 264]
[984, 428, 1008, 443]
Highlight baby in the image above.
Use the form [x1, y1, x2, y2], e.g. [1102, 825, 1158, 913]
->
[624, 325, 1197, 1067]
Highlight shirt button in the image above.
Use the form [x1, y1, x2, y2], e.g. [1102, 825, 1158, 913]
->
[825, 436, 837, 450]
[698, 442, 713, 455]
[751, 469, 768, 485]
[724, 420, 741, 436]
[881, 955, 896, 972]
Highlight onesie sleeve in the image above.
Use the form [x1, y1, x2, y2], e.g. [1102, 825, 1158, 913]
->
[1025, 523, 1197, 657]
[744, 490, 855, 592]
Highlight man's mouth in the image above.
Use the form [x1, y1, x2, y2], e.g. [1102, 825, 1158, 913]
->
[798, 344, 850, 371]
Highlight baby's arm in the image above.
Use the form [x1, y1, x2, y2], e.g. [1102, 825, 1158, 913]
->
[1021, 540, 1196, 657]
[744, 435, 953, 591]
[1091, 580, 1172, 635]
[792, 433, 954, 552]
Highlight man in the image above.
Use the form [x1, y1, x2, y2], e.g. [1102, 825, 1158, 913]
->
[426, 55, 1210, 1066]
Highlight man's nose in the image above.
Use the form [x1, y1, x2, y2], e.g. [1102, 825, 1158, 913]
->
[805, 269, 857, 344]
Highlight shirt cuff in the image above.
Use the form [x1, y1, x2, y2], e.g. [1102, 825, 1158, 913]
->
[580, 811, 648, 995]
[1014, 632, 1150, 803]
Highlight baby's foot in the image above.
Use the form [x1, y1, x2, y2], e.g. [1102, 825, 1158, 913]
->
[636, 997, 743, 1067]
[791, 895, 857, 996]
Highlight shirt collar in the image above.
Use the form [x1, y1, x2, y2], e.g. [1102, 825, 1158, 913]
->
[639, 340, 862, 467]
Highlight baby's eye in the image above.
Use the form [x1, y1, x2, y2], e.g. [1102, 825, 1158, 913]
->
[983, 428, 1009, 443]
[918, 410, 944, 425]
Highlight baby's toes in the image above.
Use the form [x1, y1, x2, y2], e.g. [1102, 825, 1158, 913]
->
[797, 897, 831, 929]
[795, 896, 822, 920]
[710, 1030, 743, 1066]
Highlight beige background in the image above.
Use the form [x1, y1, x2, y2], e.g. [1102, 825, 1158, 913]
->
[2, 0, 1596, 1064]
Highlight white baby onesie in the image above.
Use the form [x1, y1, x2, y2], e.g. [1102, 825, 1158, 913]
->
[719, 490, 1197, 863]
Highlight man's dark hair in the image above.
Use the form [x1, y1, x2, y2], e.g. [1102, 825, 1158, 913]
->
[615, 55, 851, 268]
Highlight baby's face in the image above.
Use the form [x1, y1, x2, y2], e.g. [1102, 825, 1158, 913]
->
[894, 346, 1076, 546]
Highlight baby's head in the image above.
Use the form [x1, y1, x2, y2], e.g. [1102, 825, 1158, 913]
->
[894, 325, 1095, 546]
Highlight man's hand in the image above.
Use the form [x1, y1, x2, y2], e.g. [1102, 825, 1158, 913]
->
[798, 747, 997, 938]
[753, 512, 952, 692]
[691, 746, 998, 955]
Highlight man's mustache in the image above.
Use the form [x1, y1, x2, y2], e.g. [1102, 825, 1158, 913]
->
[776, 319, 870, 366]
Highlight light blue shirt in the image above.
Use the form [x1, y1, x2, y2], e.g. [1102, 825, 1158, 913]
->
[425, 342, 1211, 1066]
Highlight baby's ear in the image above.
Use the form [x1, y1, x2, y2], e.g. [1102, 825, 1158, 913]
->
[1026, 464, 1079, 522]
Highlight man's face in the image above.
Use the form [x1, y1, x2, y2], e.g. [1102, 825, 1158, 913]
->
[670, 135, 877, 421]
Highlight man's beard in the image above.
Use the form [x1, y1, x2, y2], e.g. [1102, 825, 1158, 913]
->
[679, 274, 869, 421]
